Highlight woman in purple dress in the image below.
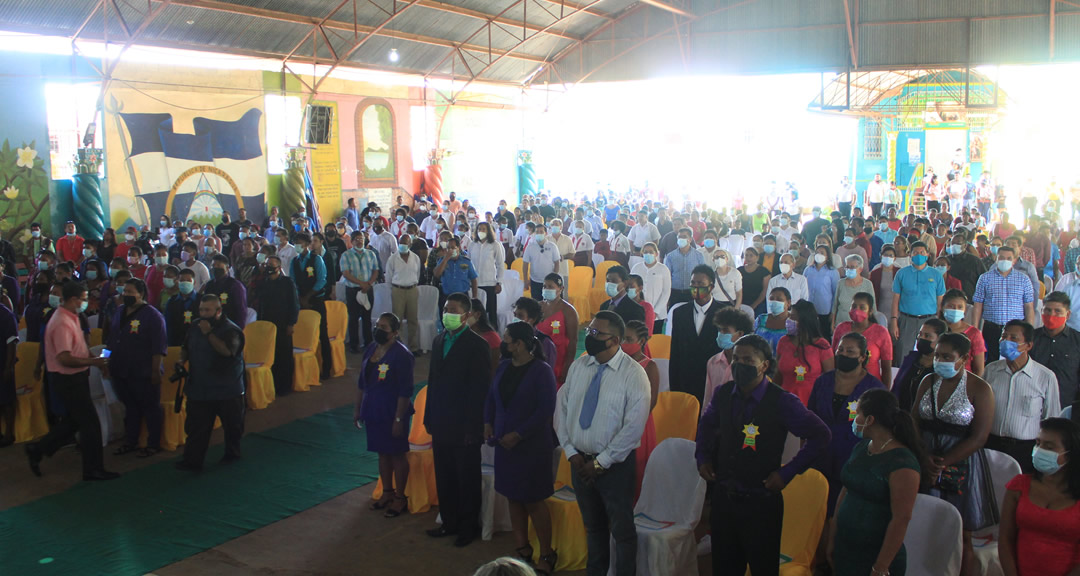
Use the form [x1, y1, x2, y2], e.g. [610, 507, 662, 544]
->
[484, 321, 558, 575]
[354, 313, 415, 518]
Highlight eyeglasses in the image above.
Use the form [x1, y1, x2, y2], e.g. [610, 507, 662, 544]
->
[586, 328, 613, 338]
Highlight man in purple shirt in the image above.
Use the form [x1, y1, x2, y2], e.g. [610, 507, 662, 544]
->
[696, 334, 830, 576]
[108, 278, 167, 457]
[202, 254, 247, 328]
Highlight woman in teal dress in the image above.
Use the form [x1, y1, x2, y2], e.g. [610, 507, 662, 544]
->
[830, 388, 928, 576]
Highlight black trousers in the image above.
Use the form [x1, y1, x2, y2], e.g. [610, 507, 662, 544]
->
[818, 314, 834, 343]
[530, 280, 544, 301]
[182, 395, 245, 467]
[304, 296, 332, 378]
[987, 435, 1036, 474]
[113, 375, 162, 449]
[572, 452, 637, 576]
[34, 371, 103, 474]
[432, 440, 482, 537]
[870, 202, 884, 217]
[838, 201, 852, 218]
[652, 319, 665, 335]
[272, 323, 296, 395]
[345, 286, 372, 350]
[712, 489, 784, 576]
[480, 285, 499, 327]
[983, 320, 1004, 363]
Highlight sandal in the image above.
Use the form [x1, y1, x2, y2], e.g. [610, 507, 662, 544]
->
[370, 489, 395, 511]
[136, 447, 161, 459]
[536, 550, 558, 576]
[515, 545, 534, 564]
[112, 444, 138, 456]
[383, 495, 408, 518]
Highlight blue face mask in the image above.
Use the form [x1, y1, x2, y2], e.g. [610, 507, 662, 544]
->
[999, 339, 1023, 361]
[851, 417, 865, 439]
[542, 288, 557, 302]
[943, 309, 965, 324]
[86, 270, 98, 280]
[626, 288, 638, 299]
[293, 224, 301, 232]
[767, 300, 785, 316]
[605, 282, 620, 298]
[934, 359, 960, 379]
[763, 244, 776, 254]
[704, 239, 716, 249]
[716, 332, 735, 350]
[677, 238, 689, 248]
[48, 294, 61, 308]
[911, 254, 929, 266]
[845, 268, 858, 279]
[1031, 446, 1065, 475]
[991, 245, 1000, 255]
[643, 254, 656, 265]
[935, 265, 949, 276]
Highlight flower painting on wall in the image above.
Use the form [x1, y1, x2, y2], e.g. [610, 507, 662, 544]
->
[0, 139, 50, 251]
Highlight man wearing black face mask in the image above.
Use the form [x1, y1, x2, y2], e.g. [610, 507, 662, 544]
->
[107, 278, 167, 458]
[667, 265, 724, 404]
[696, 334, 830, 576]
[256, 256, 300, 396]
[177, 294, 246, 471]
[556, 311, 651, 576]
[203, 254, 247, 328]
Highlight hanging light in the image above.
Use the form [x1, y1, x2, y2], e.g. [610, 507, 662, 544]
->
[388, 48, 399, 63]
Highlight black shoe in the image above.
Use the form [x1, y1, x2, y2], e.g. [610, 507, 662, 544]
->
[425, 526, 456, 538]
[219, 455, 241, 465]
[174, 460, 203, 472]
[453, 532, 476, 548]
[25, 443, 42, 477]
[83, 470, 120, 481]
[0, 435, 14, 448]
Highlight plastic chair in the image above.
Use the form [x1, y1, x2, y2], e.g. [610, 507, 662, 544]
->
[529, 453, 587, 571]
[325, 300, 348, 378]
[372, 386, 439, 513]
[243, 321, 277, 410]
[777, 469, 829, 576]
[504, 269, 521, 285]
[292, 309, 321, 392]
[590, 260, 619, 313]
[416, 285, 439, 352]
[652, 391, 700, 443]
[648, 334, 672, 360]
[12, 342, 48, 442]
[873, 311, 888, 327]
[904, 494, 964, 576]
[567, 266, 594, 324]
[511, 258, 524, 278]
[973, 450, 1023, 576]
[159, 346, 188, 450]
[607, 438, 705, 576]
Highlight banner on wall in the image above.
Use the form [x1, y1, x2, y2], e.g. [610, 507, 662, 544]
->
[105, 90, 267, 230]
[307, 100, 342, 227]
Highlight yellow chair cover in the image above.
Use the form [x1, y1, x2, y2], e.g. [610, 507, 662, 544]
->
[372, 386, 439, 513]
[243, 321, 277, 410]
[325, 300, 348, 378]
[529, 454, 587, 571]
[652, 391, 701, 443]
[13, 342, 49, 442]
[771, 469, 829, 576]
[89, 328, 103, 348]
[567, 267, 594, 324]
[159, 346, 187, 450]
[292, 309, 321, 392]
[648, 334, 672, 360]
[511, 258, 524, 278]
[590, 260, 619, 312]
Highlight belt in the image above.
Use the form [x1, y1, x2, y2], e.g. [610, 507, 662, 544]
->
[392, 284, 417, 290]
[901, 312, 935, 320]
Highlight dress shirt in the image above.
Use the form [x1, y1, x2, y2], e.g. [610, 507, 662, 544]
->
[468, 241, 504, 287]
[572, 232, 595, 255]
[693, 299, 713, 334]
[370, 231, 398, 268]
[664, 247, 705, 291]
[522, 240, 560, 283]
[767, 272, 809, 304]
[1031, 326, 1080, 407]
[557, 349, 651, 469]
[44, 306, 89, 375]
[628, 222, 661, 249]
[1057, 274, 1080, 331]
[973, 268, 1034, 325]
[631, 261, 672, 320]
[585, 215, 605, 241]
[804, 263, 839, 316]
[610, 233, 631, 255]
[386, 251, 421, 286]
[276, 243, 297, 277]
[339, 247, 379, 288]
[874, 228, 898, 245]
[1013, 258, 1042, 300]
[703, 351, 733, 415]
[892, 265, 946, 316]
[984, 357, 1061, 439]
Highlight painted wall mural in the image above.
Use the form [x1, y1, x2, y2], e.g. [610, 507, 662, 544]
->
[357, 98, 397, 186]
[0, 139, 50, 252]
[104, 89, 267, 230]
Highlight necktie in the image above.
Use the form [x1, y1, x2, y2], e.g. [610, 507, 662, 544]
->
[579, 363, 607, 430]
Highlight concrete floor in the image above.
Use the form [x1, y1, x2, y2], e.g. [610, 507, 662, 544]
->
[0, 350, 602, 575]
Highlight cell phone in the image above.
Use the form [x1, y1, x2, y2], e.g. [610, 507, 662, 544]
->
[354, 419, 363, 430]
[100, 349, 111, 358]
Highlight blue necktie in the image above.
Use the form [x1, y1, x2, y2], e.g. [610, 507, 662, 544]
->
[579, 363, 607, 430]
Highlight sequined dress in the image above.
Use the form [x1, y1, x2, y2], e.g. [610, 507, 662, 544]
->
[917, 372, 999, 530]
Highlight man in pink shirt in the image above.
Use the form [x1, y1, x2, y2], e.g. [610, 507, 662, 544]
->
[25, 281, 119, 481]
[55, 221, 85, 265]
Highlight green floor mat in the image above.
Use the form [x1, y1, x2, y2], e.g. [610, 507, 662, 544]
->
[0, 404, 382, 576]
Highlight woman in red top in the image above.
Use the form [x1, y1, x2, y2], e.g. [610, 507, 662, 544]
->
[623, 320, 658, 503]
[939, 289, 987, 377]
[537, 273, 578, 386]
[934, 256, 964, 292]
[995, 212, 1017, 240]
[627, 274, 654, 336]
[831, 292, 894, 390]
[469, 298, 502, 373]
[1000, 418, 1080, 576]
[776, 300, 835, 405]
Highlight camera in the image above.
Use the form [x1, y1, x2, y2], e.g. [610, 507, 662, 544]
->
[169, 365, 188, 383]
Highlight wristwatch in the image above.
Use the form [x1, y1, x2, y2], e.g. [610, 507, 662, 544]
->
[592, 459, 605, 473]
[394, 417, 402, 423]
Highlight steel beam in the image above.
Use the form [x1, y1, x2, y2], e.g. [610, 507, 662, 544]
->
[418, 0, 582, 41]
[842, 0, 857, 69]
[282, 0, 350, 62]
[640, 0, 694, 18]
[311, 0, 421, 92]
[72, 1, 105, 42]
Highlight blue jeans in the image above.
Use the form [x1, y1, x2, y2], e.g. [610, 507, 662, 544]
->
[572, 451, 637, 576]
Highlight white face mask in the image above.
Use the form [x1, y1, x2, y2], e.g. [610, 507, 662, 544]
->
[477, 231, 488, 240]
[814, 253, 827, 265]
[779, 263, 792, 275]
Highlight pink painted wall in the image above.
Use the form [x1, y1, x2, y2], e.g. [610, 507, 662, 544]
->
[315, 92, 414, 194]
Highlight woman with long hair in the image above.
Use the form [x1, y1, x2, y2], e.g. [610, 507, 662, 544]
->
[469, 297, 501, 372]
[99, 228, 117, 265]
[939, 289, 986, 377]
[754, 286, 794, 353]
[999, 417, 1080, 576]
[536, 273, 579, 387]
[805, 238, 840, 341]
[472, 221, 506, 329]
[623, 319, 659, 502]
[894, 318, 947, 411]
[484, 321, 558, 575]
[832, 292, 894, 390]
[775, 299, 835, 405]
[829, 388, 927, 576]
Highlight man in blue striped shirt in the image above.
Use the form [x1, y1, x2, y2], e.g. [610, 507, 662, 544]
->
[973, 245, 1036, 362]
[340, 231, 380, 353]
[663, 227, 704, 309]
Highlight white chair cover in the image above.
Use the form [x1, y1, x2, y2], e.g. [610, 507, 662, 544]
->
[738, 304, 756, 322]
[607, 438, 706, 576]
[371, 283, 393, 321]
[245, 307, 257, 325]
[653, 358, 671, 393]
[780, 432, 802, 466]
[86, 314, 99, 330]
[335, 279, 346, 302]
[974, 450, 1023, 576]
[873, 311, 888, 326]
[416, 285, 439, 352]
[629, 255, 644, 271]
[88, 345, 119, 445]
[480, 443, 513, 541]
[592, 253, 604, 268]
[504, 269, 521, 285]
[905, 494, 963, 576]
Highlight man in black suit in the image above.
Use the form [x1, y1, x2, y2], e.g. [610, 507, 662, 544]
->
[423, 292, 493, 547]
[599, 265, 645, 325]
[668, 264, 724, 404]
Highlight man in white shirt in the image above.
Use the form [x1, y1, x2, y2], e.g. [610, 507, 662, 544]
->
[386, 234, 422, 353]
[627, 209, 660, 255]
[767, 253, 809, 304]
[866, 173, 888, 216]
[274, 228, 297, 277]
[557, 311, 650, 576]
[837, 176, 856, 218]
[630, 242, 671, 334]
[571, 220, 595, 267]
[369, 221, 398, 271]
[179, 241, 211, 291]
[549, 219, 575, 277]
[984, 320, 1061, 472]
[774, 214, 797, 248]
[586, 210, 605, 242]
[522, 224, 561, 300]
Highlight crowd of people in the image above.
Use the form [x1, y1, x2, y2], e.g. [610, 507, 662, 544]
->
[3, 183, 1080, 576]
